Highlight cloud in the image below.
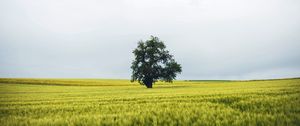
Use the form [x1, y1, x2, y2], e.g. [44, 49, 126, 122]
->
[0, 0, 300, 79]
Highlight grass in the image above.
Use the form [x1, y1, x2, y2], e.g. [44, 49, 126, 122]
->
[0, 78, 299, 126]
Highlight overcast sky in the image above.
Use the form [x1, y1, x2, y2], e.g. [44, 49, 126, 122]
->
[1, 0, 300, 80]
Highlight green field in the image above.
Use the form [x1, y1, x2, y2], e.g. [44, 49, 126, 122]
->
[0, 78, 300, 126]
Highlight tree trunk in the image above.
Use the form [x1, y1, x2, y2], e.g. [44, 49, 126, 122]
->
[146, 82, 152, 88]
[144, 79, 153, 88]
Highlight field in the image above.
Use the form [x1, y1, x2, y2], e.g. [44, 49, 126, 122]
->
[0, 78, 300, 126]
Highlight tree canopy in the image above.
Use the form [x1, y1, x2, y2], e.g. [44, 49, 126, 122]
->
[131, 36, 182, 88]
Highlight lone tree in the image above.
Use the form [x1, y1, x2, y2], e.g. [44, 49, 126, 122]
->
[131, 36, 182, 88]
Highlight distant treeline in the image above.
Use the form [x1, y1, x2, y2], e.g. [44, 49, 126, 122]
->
[185, 77, 300, 82]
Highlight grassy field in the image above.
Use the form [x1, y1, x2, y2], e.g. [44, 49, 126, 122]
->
[0, 78, 299, 126]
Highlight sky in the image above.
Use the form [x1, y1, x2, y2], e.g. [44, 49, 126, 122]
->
[0, 0, 300, 80]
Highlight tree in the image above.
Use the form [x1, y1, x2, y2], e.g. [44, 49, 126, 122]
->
[131, 36, 182, 88]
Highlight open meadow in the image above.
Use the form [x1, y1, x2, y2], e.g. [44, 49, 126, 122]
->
[0, 78, 300, 126]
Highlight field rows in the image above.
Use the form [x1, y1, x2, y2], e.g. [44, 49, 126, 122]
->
[0, 78, 300, 125]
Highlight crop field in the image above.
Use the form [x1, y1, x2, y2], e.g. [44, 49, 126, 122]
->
[0, 78, 300, 126]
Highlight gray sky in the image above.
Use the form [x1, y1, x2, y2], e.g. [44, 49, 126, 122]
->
[1, 0, 300, 80]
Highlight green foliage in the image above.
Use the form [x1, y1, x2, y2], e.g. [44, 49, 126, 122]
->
[0, 78, 300, 126]
[131, 36, 182, 88]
